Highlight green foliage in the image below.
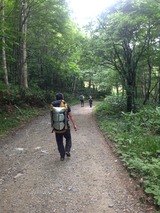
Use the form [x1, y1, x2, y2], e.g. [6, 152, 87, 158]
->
[0, 85, 19, 106]
[21, 88, 47, 107]
[0, 85, 48, 108]
[0, 0, 86, 96]
[122, 106, 160, 134]
[123, 155, 160, 205]
[86, 0, 160, 111]
[95, 97, 160, 207]
[96, 96, 126, 116]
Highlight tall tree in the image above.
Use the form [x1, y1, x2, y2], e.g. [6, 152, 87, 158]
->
[19, 0, 28, 94]
[1, 0, 9, 86]
[89, 0, 160, 111]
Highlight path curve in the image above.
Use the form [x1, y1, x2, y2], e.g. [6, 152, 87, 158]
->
[0, 103, 154, 213]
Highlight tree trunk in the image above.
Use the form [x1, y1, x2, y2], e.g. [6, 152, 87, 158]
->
[126, 82, 134, 112]
[143, 58, 152, 105]
[1, 0, 9, 86]
[72, 76, 77, 96]
[19, 0, 28, 95]
[158, 67, 160, 104]
[126, 65, 136, 112]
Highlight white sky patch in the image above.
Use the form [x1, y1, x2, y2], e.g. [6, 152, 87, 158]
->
[67, 0, 117, 26]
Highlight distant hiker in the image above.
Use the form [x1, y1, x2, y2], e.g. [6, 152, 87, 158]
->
[88, 95, 93, 108]
[50, 92, 77, 161]
[79, 94, 84, 107]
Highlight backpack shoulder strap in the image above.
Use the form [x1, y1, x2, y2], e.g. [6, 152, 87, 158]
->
[59, 100, 68, 110]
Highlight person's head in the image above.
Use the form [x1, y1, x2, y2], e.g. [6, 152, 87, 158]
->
[56, 92, 64, 100]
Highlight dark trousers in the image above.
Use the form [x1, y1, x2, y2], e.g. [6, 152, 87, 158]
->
[80, 100, 84, 107]
[89, 100, 92, 107]
[55, 128, 72, 158]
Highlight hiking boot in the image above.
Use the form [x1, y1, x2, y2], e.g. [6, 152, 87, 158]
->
[66, 152, 71, 157]
[60, 157, 65, 161]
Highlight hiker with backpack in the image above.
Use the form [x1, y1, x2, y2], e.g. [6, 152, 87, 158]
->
[50, 93, 77, 161]
[88, 95, 93, 108]
[79, 94, 84, 107]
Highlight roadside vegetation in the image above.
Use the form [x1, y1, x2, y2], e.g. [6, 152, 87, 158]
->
[95, 96, 160, 209]
[0, 106, 45, 137]
[0, 87, 47, 137]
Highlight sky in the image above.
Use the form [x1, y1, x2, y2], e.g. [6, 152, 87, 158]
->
[67, 0, 117, 26]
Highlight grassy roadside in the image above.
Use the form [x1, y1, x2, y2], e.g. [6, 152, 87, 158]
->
[94, 97, 160, 211]
[0, 105, 48, 138]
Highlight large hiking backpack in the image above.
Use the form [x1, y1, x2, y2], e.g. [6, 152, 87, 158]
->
[50, 100, 68, 133]
[79, 95, 84, 101]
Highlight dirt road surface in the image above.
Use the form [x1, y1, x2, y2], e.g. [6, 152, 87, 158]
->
[0, 103, 155, 213]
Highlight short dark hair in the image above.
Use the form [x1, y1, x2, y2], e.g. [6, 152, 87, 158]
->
[56, 92, 64, 100]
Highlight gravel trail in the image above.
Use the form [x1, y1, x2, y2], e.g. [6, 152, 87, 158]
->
[0, 103, 155, 213]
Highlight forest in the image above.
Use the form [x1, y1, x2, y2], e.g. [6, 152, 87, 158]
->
[0, 0, 160, 209]
[0, 0, 160, 110]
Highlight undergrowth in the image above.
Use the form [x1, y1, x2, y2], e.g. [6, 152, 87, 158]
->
[0, 105, 47, 137]
[95, 96, 160, 209]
